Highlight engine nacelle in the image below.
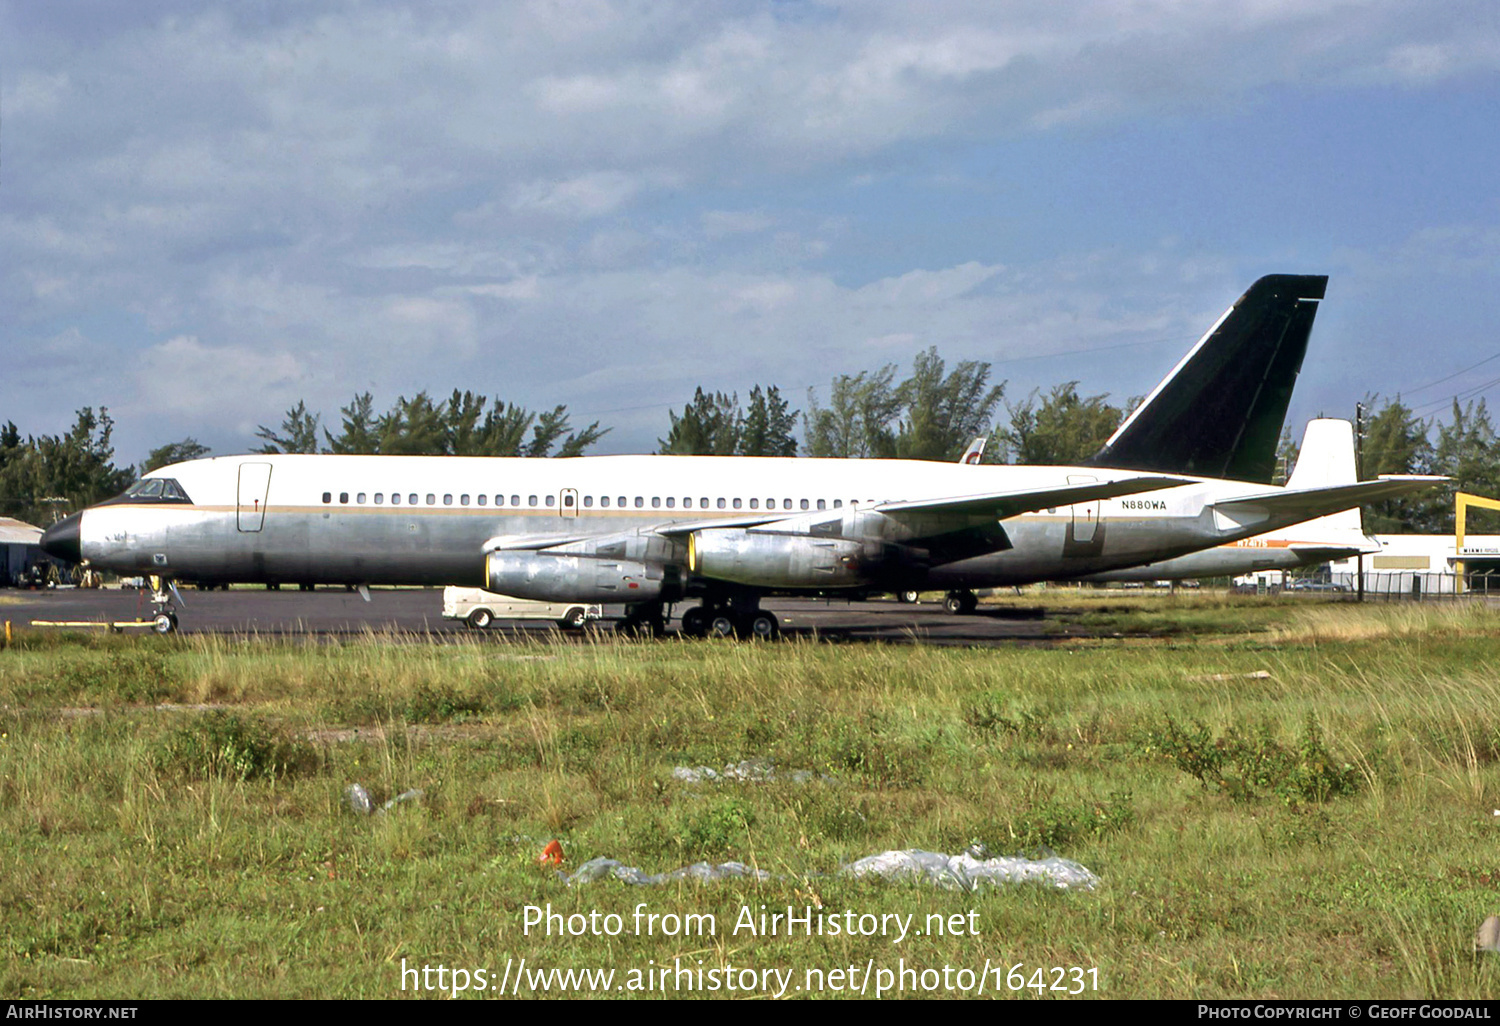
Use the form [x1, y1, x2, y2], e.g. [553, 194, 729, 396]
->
[688, 528, 879, 588]
[486, 552, 665, 603]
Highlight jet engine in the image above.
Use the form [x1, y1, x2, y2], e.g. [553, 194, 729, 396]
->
[688, 528, 880, 588]
[485, 552, 666, 603]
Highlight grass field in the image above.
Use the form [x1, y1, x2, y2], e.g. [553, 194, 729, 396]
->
[3, 593, 1500, 999]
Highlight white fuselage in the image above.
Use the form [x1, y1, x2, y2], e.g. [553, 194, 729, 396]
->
[69, 452, 1373, 602]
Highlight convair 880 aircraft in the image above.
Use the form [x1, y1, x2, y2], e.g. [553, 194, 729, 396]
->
[41, 275, 1441, 637]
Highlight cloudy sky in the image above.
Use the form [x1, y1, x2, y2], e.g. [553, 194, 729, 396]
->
[4, 1, 1499, 465]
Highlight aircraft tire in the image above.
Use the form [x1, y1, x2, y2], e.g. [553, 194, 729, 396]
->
[153, 612, 178, 635]
[708, 614, 737, 638]
[467, 608, 494, 630]
[897, 590, 919, 604]
[741, 611, 780, 641]
[944, 590, 978, 615]
[560, 608, 587, 629]
[680, 606, 708, 638]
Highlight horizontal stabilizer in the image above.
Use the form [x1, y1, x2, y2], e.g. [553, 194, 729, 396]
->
[1212, 476, 1447, 523]
[1288, 543, 1379, 561]
[877, 475, 1190, 521]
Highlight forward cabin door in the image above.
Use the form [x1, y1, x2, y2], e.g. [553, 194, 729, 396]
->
[1067, 474, 1099, 544]
[237, 463, 273, 532]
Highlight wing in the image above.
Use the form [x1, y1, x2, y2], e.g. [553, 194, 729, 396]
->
[874, 475, 1190, 521]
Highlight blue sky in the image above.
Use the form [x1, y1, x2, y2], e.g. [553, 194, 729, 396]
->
[3, 1, 1499, 464]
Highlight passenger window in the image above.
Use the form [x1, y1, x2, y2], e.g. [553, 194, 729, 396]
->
[322, 492, 331, 504]
[511, 495, 520, 506]
[800, 499, 809, 510]
[409, 494, 418, 505]
[392, 493, 401, 505]
[700, 498, 709, 509]
[564, 494, 574, 508]
[634, 497, 643, 508]
[618, 496, 627, 507]
[583, 496, 593, 507]
[340, 492, 349, 504]
[477, 495, 486, 506]
[817, 499, 826, 510]
[460, 494, 470, 506]
[528, 495, 538, 507]
[545, 495, 555, 507]
[652, 497, 661, 508]
[749, 498, 759, 509]
[732, 498, 741, 509]
[357, 493, 367, 504]
[666, 497, 676, 509]
[683, 497, 691, 508]
[443, 494, 453, 505]
[783, 499, 792, 510]
[600, 496, 609, 508]
[375, 493, 384, 504]
[426, 494, 436, 505]
[833, 499, 842, 508]
[717, 498, 726, 509]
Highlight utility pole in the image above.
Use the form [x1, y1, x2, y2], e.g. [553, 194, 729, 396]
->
[1355, 401, 1366, 603]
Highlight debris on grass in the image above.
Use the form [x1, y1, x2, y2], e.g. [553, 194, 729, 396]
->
[562, 848, 1097, 891]
[1477, 915, 1500, 954]
[841, 849, 1098, 891]
[672, 758, 827, 784]
[344, 783, 424, 816]
[565, 857, 771, 886]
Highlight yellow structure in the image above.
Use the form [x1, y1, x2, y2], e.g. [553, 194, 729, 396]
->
[1454, 492, 1500, 593]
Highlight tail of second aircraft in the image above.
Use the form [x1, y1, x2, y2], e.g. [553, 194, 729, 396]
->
[1086, 274, 1328, 483]
[1283, 417, 1362, 533]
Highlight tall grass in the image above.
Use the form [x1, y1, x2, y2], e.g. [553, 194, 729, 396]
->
[3, 600, 1500, 997]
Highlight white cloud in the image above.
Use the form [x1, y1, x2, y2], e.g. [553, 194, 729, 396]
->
[3, 0, 1498, 462]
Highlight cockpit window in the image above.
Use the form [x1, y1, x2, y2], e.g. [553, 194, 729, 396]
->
[100, 477, 194, 506]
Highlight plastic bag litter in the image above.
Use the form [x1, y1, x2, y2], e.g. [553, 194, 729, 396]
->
[565, 857, 771, 887]
[562, 849, 1096, 891]
[673, 759, 823, 784]
[841, 849, 1098, 891]
[344, 783, 424, 816]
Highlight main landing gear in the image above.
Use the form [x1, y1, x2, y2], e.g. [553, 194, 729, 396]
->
[617, 601, 668, 638]
[677, 597, 780, 640]
[943, 589, 979, 615]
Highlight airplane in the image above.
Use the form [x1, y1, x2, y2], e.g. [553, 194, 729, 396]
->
[1064, 418, 1381, 587]
[40, 274, 1443, 638]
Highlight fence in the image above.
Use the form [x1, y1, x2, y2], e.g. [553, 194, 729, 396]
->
[1328, 569, 1500, 600]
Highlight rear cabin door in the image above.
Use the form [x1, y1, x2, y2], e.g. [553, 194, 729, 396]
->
[237, 463, 273, 532]
[1067, 474, 1099, 544]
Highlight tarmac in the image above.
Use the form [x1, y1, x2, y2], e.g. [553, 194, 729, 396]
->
[1, 586, 1102, 646]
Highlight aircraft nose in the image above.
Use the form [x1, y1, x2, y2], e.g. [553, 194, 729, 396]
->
[40, 513, 83, 564]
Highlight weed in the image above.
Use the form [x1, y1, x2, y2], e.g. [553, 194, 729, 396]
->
[1133, 714, 1358, 804]
[152, 713, 316, 781]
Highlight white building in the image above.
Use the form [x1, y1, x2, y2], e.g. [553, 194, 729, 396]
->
[0, 517, 44, 586]
[1329, 535, 1500, 597]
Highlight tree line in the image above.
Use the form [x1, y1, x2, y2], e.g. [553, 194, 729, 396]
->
[4, 356, 1500, 535]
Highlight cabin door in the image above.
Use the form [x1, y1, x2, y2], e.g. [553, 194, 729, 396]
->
[559, 488, 579, 519]
[1067, 474, 1099, 544]
[237, 463, 273, 532]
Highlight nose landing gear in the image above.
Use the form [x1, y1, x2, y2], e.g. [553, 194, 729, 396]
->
[146, 575, 184, 634]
